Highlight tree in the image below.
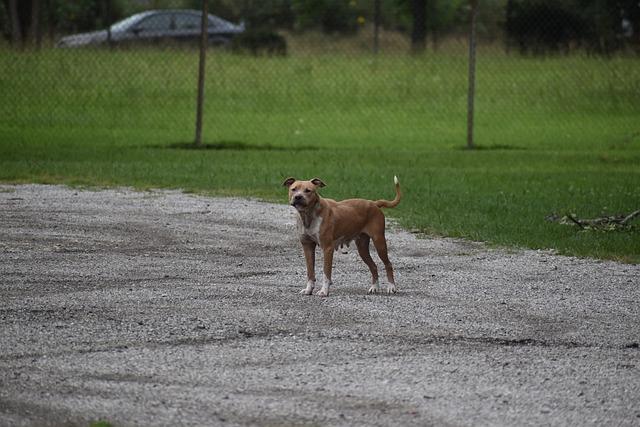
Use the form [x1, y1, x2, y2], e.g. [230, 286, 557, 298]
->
[4, 0, 28, 46]
[5, 0, 20, 45]
[291, 0, 359, 34]
[394, 0, 470, 51]
[1, 0, 127, 47]
[410, 0, 426, 52]
[187, 1, 295, 30]
[505, 0, 640, 55]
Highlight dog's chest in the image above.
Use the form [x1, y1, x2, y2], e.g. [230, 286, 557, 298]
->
[298, 214, 323, 245]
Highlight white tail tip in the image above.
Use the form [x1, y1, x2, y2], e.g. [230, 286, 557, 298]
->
[394, 175, 399, 185]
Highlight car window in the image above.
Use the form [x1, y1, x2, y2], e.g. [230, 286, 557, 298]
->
[136, 14, 174, 32]
[111, 14, 144, 32]
[208, 15, 232, 31]
[174, 13, 201, 30]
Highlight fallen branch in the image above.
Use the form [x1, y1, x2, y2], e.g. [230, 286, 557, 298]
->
[546, 210, 640, 231]
[621, 209, 640, 225]
[566, 214, 585, 229]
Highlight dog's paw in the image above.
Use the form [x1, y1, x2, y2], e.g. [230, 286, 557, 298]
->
[315, 288, 329, 297]
[300, 280, 315, 295]
[367, 285, 379, 294]
[386, 285, 397, 294]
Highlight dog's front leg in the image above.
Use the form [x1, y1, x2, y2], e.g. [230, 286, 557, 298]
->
[301, 240, 316, 295]
[316, 246, 334, 297]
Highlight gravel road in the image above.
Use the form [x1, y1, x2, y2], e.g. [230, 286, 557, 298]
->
[1, 184, 639, 426]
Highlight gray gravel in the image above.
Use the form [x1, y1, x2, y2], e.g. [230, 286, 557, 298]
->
[0, 184, 639, 427]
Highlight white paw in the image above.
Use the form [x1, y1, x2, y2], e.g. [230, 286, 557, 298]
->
[300, 280, 315, 295]
[316, 288, 329, 297]
[368, 285, 379, 294]
[386, 284, 397, 294]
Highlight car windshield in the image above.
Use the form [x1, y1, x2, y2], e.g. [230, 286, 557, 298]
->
[110, 14, 145, 32]
[209, 15, 234, 30]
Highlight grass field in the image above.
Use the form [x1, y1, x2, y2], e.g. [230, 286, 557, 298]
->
[1, 46, 639, 262]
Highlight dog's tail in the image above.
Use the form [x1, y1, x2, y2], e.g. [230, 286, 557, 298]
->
[375, 176, 401, 209]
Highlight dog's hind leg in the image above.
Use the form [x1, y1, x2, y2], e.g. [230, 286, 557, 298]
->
[356, 234, 380, 294]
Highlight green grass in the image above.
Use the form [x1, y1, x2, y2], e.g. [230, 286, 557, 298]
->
[1, 47, 639, 262]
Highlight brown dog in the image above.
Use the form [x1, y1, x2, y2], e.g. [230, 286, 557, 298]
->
[283, 176, 401, 297]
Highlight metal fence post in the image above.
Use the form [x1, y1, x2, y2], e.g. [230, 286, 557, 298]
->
[466, 0, 478, 149]
[194, 0, 208, 147]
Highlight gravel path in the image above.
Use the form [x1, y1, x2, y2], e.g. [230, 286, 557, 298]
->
[1, 184, 639, 426]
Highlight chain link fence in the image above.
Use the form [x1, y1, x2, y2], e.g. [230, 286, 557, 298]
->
[1, 0, 639, 149]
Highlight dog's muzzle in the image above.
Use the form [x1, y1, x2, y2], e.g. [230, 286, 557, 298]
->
[291, 195, 306, 209]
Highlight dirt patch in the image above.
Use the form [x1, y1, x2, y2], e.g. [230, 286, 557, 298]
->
[1, 184, 639, 426]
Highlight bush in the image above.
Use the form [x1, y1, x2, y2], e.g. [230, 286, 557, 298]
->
[291, 0, 359, 34]
[231, 29, 287, 56]
[505, 1, 587, 54]
[505, 0, 640, 55]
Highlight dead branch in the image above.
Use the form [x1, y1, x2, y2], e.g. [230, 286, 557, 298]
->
[566, 214, 585, 229]
[621, 209, 640, 225]
[547, 209, 640, 231]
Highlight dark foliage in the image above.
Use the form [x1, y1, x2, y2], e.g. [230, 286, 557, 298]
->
[505, 0, 640, 55]
[231, 29, 287, 56]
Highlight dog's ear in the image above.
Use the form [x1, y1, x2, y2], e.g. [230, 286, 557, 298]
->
[282, 177, 296, 188]
[310, 178, 326, 188]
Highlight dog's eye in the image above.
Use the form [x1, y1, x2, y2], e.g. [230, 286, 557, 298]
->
[304, 189, 311, 193]
[292, 187, 298, 191]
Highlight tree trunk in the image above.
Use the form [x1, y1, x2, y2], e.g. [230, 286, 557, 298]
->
[29, 0, 40, 49]
[411, 0, 427, 53]
[8, 0, 22, 46]
[373, 0, 381, 54]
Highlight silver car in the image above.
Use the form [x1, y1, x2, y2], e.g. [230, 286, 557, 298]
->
[57, 9, 245, 48]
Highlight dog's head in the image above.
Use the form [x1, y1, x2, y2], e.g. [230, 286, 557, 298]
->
[283, 177, 326, 212]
